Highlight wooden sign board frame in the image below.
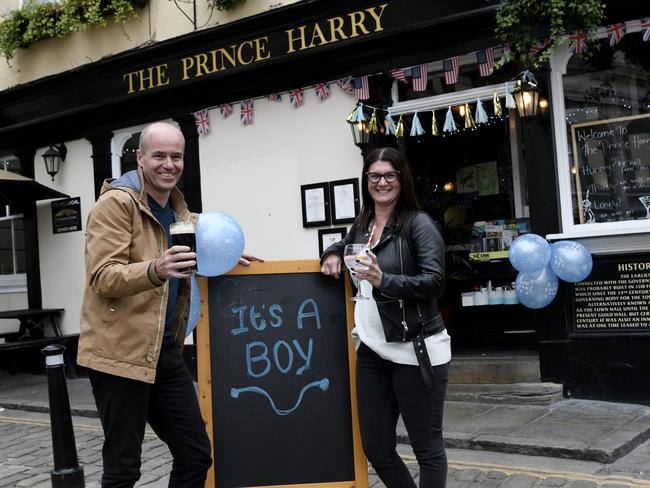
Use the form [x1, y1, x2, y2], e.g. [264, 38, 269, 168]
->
[196, 260, 368, 488]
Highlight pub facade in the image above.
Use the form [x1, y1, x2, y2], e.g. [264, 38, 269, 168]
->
[0, 0, 649, 403]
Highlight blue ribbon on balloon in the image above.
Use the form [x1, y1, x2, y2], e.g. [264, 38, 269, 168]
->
[185, 211, 245, 337]
[509, 234, 593, 309]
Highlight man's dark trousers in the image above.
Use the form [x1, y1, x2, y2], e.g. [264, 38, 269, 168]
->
[89, 337, 213, 487]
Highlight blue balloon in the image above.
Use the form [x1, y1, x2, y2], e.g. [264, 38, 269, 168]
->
[550, 240, 593, 283]
[509, 233, 551, 273]
[186, 273, 200, 337]
[196, 211, 245, 277]
[515, 265, 559, 309]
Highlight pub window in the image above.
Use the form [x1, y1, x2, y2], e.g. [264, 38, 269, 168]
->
[563, 28, 650, 227]
[120, 133, 140, 175]
[0, 157, 26, 281]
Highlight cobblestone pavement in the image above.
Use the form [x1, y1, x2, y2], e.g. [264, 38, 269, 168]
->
[2, 410, 650, 488]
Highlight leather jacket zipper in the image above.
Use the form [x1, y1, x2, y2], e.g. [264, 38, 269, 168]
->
[399, 236, 408, 341]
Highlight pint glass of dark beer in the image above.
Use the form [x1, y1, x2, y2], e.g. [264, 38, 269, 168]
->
[169, 221, 197, 274]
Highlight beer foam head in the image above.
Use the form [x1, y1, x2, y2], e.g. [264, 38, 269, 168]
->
[170, 220, 194, 234]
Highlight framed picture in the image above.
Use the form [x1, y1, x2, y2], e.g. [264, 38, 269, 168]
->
[301, 182, 331, 228]
[318, 227, 347, 256]
[329, 178, 360, 225]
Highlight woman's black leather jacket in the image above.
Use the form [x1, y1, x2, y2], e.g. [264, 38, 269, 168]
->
[322, 211, 446, 343]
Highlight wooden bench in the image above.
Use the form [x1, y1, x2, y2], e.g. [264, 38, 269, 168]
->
[0, 308, 64, 341]
[0, 332, 77, 377]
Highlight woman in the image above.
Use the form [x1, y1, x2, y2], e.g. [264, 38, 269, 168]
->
[321, 147, 450, 488]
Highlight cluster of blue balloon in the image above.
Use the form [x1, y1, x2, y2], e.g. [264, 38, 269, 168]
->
[509, 234, 593, 309]
[186, 211, 245, 337]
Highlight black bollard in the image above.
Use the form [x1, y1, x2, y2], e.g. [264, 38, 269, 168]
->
[42, 344, 85, 488]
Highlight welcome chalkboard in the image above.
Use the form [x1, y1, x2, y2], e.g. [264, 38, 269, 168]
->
[570, 113, 650, 224]
[196, 261, 367, 488]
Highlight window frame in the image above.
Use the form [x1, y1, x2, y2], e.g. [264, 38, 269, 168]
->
[547, 20, 650, 241]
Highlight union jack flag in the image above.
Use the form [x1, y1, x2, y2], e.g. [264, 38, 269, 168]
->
[337, 77, 355, 95]
[411, 64, 428, 91]
[353, 76, 370, 100]
[569, 30, 588, 55]
[389, 68, 407, 83]
[314, 83, 331, 102]
[219, 103, 233, 119]
[476, 48, 494, 77]
[240, 100, 254, 126]
[288, 88, 304, 108]
[442, 58, 459, 85]
[267, 93, 282, 102]
[641, 17, 650, 42]
[606, 23, 626, 46]
[193, 110, 210, 135]
[529, 37, 550, 56]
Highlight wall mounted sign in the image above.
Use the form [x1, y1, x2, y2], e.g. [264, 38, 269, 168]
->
[195, 262, 367, 488]
[330, 178, 360, 225]
[570, 253, 650, 334]
[301, 182, 331, 227]
[571, 113, 650, 224]
[51, 197, 82, 234]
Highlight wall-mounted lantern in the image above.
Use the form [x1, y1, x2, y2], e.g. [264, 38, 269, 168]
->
[42, 144, 67, 181]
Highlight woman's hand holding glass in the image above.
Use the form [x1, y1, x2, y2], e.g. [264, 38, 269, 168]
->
[351, 250, 382, 289]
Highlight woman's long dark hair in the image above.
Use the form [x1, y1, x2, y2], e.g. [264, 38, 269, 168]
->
[357, 147, 420, 235]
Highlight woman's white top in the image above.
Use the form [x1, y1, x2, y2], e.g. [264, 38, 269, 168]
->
[353, 280, 451, 366]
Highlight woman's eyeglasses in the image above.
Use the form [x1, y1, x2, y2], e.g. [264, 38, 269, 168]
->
[365, 171, 400, 184]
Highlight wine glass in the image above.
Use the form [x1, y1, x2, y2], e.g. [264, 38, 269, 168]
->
[343, 244, 371, 301]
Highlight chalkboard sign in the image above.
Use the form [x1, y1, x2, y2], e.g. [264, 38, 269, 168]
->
[196, 261, 367, 488]
[570, 113, 650, 224]
[570, 253, 650, 334]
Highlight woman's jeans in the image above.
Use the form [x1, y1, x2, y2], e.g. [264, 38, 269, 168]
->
[356, 342, 449, 488]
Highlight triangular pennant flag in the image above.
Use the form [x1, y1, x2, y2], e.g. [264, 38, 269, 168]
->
[410, 112, 425, 137]
[289, 88, 304, 108]
[314, 83, 331, 102]
[346, 103, 366, 123]
[568, 30, 588, 54]
[337, 77, 354, 95]
[193, 109, 210, 135]
[267, 93, 282, 102]
[367, 110, 379, 135]
[219, 103, 233, 119]
[642, 17, 650, 42]
[606, 23, 626, 46]
[432, 111, 439, 136]
[240, 100, 254, 126]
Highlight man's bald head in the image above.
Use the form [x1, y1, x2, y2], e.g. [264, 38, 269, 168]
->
[139, 122, 185, 154]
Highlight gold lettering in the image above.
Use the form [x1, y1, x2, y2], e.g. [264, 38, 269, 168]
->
[180, 57, 195, 80]
[327, 16, 348, 42]
[139, 67, 155, 91]
[348, 11, 370, 38]
[308, 22, 329, 48]
[155, 64, 170, 87]
[123, 71, 138, 94]
[286, 25, 308, 53]
[254, 36, 271, 61]
[218, 46, 238, 69]
[195, 53, 215, 77]
[366, 3, 387, 32]
[237, 40, 255, 65]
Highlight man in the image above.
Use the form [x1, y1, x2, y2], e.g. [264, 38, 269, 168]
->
[78, 122, 249, 487]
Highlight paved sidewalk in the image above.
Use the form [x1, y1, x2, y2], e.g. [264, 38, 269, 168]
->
[3, 371, 650, 464]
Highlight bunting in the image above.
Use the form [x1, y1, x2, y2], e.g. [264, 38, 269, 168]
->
[314, 83, 331, 102]
[240, 100, 254, 126]
[442, 57, 459, 85]
[193, 110, 210, 135]
[411, 64, 428, 91]
[476, 48, 494, 77]
[353, 76, 370, 100]
[219, 103, 233, 119]
[606, 23, 626, 46]
[642, 17, 650, 42]
[337, 77, 354, 95]
[410, 112, 425, 137]
[529, 37, 550, 56]
[389, 68, 407, 83]
[569, 30, 588, 54]
[288, 88, 304, 108]
[267, 93, 282, 102]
